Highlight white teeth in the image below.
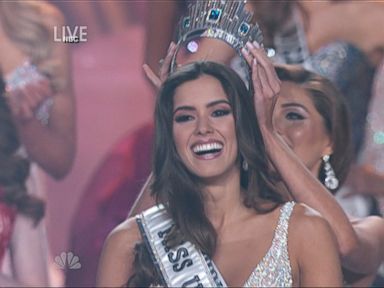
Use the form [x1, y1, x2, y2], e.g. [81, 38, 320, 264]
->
[193, 142, 223, 153]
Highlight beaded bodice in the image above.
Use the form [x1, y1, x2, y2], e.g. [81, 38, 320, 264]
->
[243, 201, 295, 287]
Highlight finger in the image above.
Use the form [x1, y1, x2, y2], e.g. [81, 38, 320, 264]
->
[143, 64, 162, 89]
[20, 85, 41, 111]
[252, 59, 263, 103]
[18, 100, 34, 121]
[253, 41, 281, 94]
[253, 56, 274, 99]
[34, 78, 53, 98]
[241, 46, 254, 67]
[247, 42, 280, 97]
[252, 60, 267, 126]
[159, 42, 177, 81]
[255, 46, 281, 94]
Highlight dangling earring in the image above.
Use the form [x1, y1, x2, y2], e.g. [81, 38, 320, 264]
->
[242, 159, 249, 171]
[322, 155, 339, 190]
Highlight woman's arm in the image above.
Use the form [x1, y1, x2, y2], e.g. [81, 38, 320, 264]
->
[291, 204, 343, 287]
[9, 4, 75, 179]
[97, 217, 140, 287]
[241, 42, 384, 275]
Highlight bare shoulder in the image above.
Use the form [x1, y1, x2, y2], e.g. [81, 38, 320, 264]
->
[288, 203, 342, 286]
[104, 216, 142, 254]
[97, 217, 142, 286]
[289, 203, 335, 244]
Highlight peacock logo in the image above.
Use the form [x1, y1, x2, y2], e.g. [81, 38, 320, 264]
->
[54, 251, 81, 270]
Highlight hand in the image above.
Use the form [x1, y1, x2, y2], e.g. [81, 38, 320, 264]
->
[6, 77, 53, 123]
[344, 164, 384, 198]
[143, 42, 177, 89]
[241, 41, 281, 131]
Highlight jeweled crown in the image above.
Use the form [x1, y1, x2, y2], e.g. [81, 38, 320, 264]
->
[176, 0, 263, 52]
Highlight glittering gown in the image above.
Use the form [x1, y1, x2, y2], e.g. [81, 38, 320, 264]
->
[143, 202, 295, 288]
[242, 201, 294, 287]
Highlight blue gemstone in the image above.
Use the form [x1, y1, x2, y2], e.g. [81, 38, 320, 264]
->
[239, 22, 250, 36]
[183, 17, 191, 28]
[207, 8, 222, 22]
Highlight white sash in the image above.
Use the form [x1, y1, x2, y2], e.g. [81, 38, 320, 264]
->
[137, 205, 227, 287]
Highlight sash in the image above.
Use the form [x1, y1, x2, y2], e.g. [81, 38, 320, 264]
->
[136, 205, 227, 287]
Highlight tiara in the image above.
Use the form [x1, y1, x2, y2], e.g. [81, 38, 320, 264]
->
[170, 0, 263, 87]
[177, 0, 262, 50]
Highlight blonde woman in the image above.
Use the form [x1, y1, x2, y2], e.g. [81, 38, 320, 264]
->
[0, 1, 75, 286]
[0, 1, 75, 181]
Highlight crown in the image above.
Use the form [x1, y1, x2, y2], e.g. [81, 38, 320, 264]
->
[170, 0, 263, 87]
[177, 0, 262, 50]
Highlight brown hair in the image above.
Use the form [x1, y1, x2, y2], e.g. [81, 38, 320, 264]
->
[275, 64, 353, 193]
[127, 61, 284, 286]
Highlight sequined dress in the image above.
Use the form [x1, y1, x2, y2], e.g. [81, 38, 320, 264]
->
[145, 202, 295, 288]
[243, 201, 294, 287]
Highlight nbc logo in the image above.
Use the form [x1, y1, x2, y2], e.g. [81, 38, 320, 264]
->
[55, 252, 81, 270]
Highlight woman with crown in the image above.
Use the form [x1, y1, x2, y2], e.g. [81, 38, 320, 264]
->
[97, 45, 343, 286]
[129, 1, 384, 286]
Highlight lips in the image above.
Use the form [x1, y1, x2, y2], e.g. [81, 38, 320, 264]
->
[191, 141, 223, 160]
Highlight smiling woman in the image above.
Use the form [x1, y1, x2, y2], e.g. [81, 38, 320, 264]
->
[96, 61, 342, 288]
[172, 76, 238, 180]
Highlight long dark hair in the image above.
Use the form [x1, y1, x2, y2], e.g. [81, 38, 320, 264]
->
[0, 75, 45, 224]
[127, 62, 284, 287]
[275, 65, 353, 193]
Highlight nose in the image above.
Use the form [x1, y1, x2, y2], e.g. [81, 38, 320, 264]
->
[195, 116, 213, 135]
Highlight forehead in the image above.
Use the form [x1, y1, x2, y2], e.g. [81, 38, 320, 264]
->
[278, 81, 315, 107]
[173, 75, 228, 106]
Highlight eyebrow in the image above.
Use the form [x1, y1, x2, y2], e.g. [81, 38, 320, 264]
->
[173, 99, 231, 114]
[280, 102, 309, 112]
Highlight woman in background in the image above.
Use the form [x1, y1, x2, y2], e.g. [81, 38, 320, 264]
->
[0, 75, 49, 286]
[0, 1, 75, 182]
[269, 64, 384, 286]
[133, 43, 384, 286]
[0, 2, 76, 285]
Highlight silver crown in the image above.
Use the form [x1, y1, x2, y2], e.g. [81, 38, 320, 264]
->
[170, 0, 263, 87]
[176, 0, 263, 51]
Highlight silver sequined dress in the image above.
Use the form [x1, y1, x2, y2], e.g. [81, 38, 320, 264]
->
[243, 201, 295, 287]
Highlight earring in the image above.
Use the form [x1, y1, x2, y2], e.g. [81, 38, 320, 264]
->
[242, 159, 249, 171]
[322, 155, 339, 190]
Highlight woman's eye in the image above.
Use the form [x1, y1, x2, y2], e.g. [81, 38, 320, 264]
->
[174, 115, 194, 123]
[212, 109, 231, 117]
[285, 112, 304, 120]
